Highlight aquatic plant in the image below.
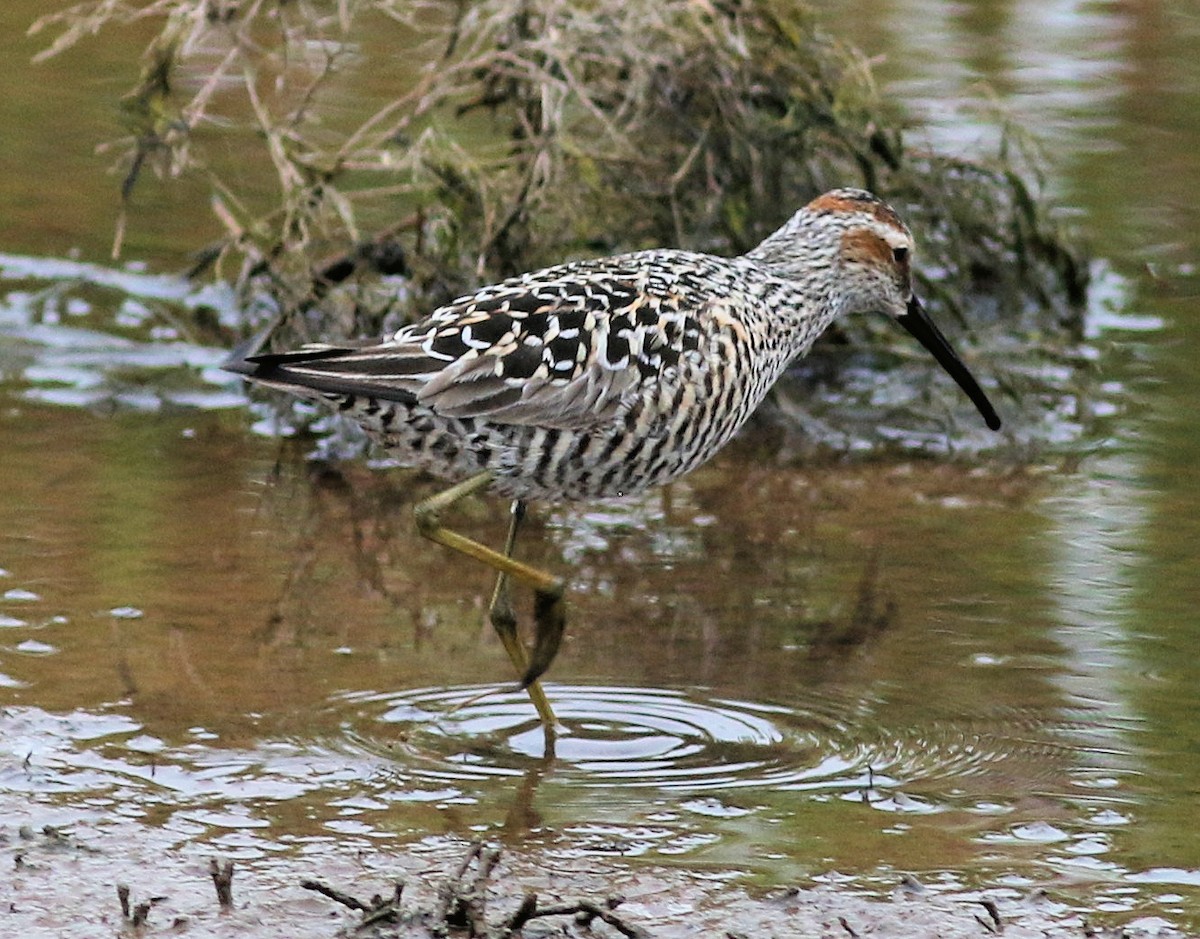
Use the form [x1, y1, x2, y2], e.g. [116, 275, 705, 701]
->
[31, 0, 1093, 452]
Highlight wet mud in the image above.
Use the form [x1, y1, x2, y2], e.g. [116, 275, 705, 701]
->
[5, 816, 1184, 939]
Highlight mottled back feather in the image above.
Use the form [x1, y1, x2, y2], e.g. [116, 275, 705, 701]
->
[246, 254, 721, 432]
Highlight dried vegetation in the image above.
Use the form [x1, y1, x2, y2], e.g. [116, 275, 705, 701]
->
[32, 0, 1094, 449]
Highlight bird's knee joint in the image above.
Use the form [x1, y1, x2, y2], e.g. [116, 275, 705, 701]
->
[413, 501, 440, 538]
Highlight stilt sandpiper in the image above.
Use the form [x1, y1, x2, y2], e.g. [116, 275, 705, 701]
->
[225, 188, 1002, 731]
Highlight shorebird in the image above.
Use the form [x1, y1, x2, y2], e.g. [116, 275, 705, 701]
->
[225, 188, 1001, 730]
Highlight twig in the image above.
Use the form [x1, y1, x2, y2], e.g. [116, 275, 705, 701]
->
[978, 897, 1003, 931]
[432, 841, 488, 937]
[502, 898, 649, 939]
[467, 846, 502, 935]
[499, 893, 539, 935]
[357, 882, 404, 929]
[299, 846, 648, 938]
[300, 878, 372, 912]
[210, 858, 234, 908]
[301, 877, 403, 928]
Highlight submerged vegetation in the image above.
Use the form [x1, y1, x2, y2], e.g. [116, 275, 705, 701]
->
[30, 0, 1094, 453]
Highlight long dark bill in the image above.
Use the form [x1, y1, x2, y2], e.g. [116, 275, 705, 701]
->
[897, 296, 1002, 431]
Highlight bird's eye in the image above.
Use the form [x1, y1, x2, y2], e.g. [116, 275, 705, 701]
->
[892, 246, 909, 264]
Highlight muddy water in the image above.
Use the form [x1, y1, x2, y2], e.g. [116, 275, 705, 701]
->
[3, 1, 1200, 935]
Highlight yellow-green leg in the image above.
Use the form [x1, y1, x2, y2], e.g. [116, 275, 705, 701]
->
[413, 473, 565, 729]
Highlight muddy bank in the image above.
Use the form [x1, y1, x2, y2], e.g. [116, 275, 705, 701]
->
[6, 821, 1184, 939]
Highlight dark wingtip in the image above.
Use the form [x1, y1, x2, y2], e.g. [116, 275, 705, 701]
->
[221, 326, 276, 377]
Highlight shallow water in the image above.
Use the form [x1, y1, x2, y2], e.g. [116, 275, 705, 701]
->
[3, 0, 1200, 934]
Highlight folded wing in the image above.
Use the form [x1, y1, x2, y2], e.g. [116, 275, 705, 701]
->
[225, 263, 673, 431]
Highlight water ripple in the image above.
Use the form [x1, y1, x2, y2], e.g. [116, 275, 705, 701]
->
[332, 684, 1071, 799]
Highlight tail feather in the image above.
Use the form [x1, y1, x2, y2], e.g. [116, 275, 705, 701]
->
[222, 329, 418, 404]
[221, 325, 278, 376]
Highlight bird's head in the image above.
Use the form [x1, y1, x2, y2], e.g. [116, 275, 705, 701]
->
[752, 188, 1001, 431]
[809, 188, 917, 321]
